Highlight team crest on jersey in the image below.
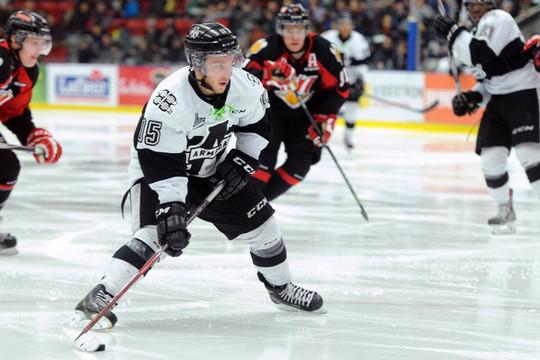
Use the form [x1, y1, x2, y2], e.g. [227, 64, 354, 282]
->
[274, 74, 317, 108]
[153, 89, 177, 114]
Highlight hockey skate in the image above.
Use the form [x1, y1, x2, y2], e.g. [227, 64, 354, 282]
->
[344, 128, 354, 149]
[257, 272, 325, 313]
[488, 189, 516, 235]
[0, 233, 17, 255]
[66, 284, 118, 330]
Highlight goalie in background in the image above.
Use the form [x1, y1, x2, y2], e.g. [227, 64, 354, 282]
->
[0, 11, 62, 255]
[322, 12, 371, 149]
[435, 0, 540, 234]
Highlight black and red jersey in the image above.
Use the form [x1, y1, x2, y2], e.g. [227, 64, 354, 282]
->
[244, 33, 349, 117]
[0, 40, 39, 144]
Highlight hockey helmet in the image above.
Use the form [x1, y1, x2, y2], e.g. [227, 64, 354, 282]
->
[5, 10, 52, 55]
[184, 22, 243, 72]
[336, 12, 353, 25]
[276, 4, 310, 35]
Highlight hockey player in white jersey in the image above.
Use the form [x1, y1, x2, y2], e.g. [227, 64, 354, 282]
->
[435, 0, 540, 234]
[70, 23, 323, 329]
[322, 12, 370, 149]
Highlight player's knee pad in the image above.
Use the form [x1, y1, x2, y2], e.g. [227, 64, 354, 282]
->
[480, 147, 509, 187]
[341, 101, 361, 125]
[235, 216, 287, 267]
[113, 227, 159, 270]
[514, 143, 540, 183]
[0, 150, 20, 186]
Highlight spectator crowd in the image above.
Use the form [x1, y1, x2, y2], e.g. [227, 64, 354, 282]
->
[0, 0, 538, 71]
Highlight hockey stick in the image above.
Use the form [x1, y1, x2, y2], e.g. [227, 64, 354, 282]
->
[290, 87, 369, 221]
[0, 142, 45, 155]
[363, 93, 439, 113]
[74, 180, 225, 342]
[438, 0, 462, 94]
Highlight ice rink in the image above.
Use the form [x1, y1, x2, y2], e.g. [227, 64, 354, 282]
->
[1, 109, 539, 360]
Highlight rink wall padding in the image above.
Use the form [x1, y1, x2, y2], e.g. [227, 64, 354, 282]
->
[34, 63, 482, 131]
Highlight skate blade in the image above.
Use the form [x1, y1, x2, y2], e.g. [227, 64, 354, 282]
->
[0, 247, 18, 256]
[65, 311, 114, 330]
[490, 222, 516, 235]
[274, 303, 327, 314]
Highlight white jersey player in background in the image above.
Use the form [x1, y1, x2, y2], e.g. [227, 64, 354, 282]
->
[322, 12, 370, 149]
[435, 0, 540, 234]
[69, 22, 323, 329]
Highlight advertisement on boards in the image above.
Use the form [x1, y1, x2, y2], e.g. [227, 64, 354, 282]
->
[47, 64, 118, 106]
[118, 66, 173, 106]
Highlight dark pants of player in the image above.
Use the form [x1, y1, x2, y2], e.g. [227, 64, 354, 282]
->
[252, 110, 322, 200]
[0, 135, 21, 210]
[476, 88, 540, 190]
[112, 176, 287, 275]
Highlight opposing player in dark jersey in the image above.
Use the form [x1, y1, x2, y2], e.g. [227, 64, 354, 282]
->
[244, 4, 349, 201]
[435, 0, 540, 234]
[0, 11, 62, 255]
[69, 23, 324, 330]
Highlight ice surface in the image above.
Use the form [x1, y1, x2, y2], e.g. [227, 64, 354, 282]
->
[1, 110, 539, 359]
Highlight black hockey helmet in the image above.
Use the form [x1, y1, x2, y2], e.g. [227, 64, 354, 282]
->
[276, 4, 310, 35]
[5, 10, 52, 55]
[184, 22, 243, 72]
[336, 11, 353, 24]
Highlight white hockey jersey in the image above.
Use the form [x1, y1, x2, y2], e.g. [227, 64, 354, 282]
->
[321, 29, 370, 81]
[128, 66, 270, 204]
[452, 9, 540, 95]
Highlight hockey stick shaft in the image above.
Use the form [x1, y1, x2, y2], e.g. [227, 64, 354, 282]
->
[437, 0, 462, 93]
[0, 143, 43, 154]
[74, 181, 225, 341]
[291, 87, 369, 221]
[363, 93, 439, 113]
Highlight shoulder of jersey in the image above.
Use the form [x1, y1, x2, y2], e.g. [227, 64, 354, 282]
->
[311, 34, 343, 64]
[246, 36, 280, 59]
[231, 68, 265, 97]
[480, 9, 514, 27]
[144, 67, 188, 121]
[320, 29, 338, 41]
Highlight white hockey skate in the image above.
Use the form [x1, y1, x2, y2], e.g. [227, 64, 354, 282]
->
[488, 189, 516, 235]
[257, 272, 326, 314]
[0, 233, 17, 255]
[66, 284, 118, 330]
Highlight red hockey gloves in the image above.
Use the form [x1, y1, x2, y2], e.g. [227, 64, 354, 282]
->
[26, 128, 62, 164]
[452, 91, 483, 116]
[307, 114, 336, 147]
[156, 202, 191, 257]
[214, 149, 258, 200]
[262, 58, 296, 88]
[434, 15, 465, 47]
[523, 35, 540, 72]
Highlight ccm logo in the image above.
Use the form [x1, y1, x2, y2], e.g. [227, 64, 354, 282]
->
[155, 207, 170, 217]
[233, 156, 255, 174]
[247, 198, 268, 218]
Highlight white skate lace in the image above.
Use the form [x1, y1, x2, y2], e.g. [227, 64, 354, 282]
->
[278, 283, 315, 307]
[95, 289, 113, 310]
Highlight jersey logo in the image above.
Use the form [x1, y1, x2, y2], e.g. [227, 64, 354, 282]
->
[193, 113, 206, 129]
[153, 89, 177, 114]
[185, 121, 232, 176]
[274, 74, 317, 108]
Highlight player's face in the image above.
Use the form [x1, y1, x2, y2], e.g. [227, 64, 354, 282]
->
[337, 20, 353, 38]
[465, 1, 491, 23]
[16, 34, 51, 67]
[282, 24, 307, 53]
[202, 54, 235, 94]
